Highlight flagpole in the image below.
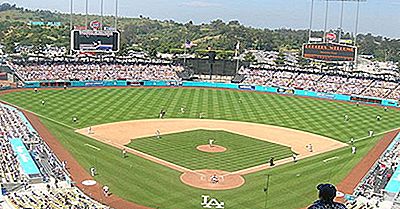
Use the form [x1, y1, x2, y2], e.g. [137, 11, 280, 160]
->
[70, 0, 73, 30]
[85, 0, 88, 29]
[235, 41, 240, 74]
[184, 46, 187, 65]
[115, 0, 119, 30]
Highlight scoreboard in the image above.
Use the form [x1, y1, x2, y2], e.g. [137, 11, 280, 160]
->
[302, 43, 356, 62]
[71, 30, 120, 53]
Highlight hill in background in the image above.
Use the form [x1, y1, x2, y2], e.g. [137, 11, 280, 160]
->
[0, 3, 399, 62]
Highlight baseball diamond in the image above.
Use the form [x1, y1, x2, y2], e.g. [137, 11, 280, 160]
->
[2, 2, 400, 209]
[1, 87, 399, 209]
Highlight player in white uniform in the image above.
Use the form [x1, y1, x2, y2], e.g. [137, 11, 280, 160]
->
[102, 185, 109, 197]
[156, 129, 161, 139]
[209, 138, 215, 148]
[307, 144, 313, 152]
[351, 146, 356, 154]
[90, 167, 97, 176]
[88, 126, 92, 134]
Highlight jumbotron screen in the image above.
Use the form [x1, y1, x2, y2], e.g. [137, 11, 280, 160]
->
[302, 43, 356, 62]
[71, 30, 120, 53]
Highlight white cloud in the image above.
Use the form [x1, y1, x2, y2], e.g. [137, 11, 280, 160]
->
[180, 1, 222, 8]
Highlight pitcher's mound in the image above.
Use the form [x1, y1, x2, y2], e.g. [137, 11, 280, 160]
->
[180, 169, 245, 190]
[196, 145, 227, 153]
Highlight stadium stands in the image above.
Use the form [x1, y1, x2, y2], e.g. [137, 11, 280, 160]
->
[0, 103, 110, 209]
[238, 67, 400, 100]
[345, 134, 400, 208]
[11, 62, 183, 82]
[6, 187, 109, 209]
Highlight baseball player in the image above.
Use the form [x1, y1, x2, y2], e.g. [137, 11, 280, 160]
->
[292, 153, 298, 163]
[122, 148, 127, 158]
[156, 129, 161, 139]
[90, 167, 97, 177]
[344, 114, 349, 122]
[210, 174, 219, 184]
[102, 185, 110, 197]
[269, 157, 275, 166]
[88, 126, 92, 134]
[349, 138, 355, 145]
[369, 130, 374, 137]
[41, 100, 45, 106]
[208, 138, 215, 148]
[376, 115, 382, 121]
[351, 146, 357, 154]
[307, 144, 313, 152]
[180, 106, 185, 114]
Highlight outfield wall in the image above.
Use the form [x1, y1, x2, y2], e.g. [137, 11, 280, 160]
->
[22, 80, 399, 107]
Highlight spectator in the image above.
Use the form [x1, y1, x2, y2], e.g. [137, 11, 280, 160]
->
[308, 184, 347, 209]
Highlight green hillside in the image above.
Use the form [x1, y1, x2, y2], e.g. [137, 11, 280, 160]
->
[1, 3, 400, 62]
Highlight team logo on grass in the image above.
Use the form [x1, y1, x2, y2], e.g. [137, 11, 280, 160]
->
[201, 195, 224, 208]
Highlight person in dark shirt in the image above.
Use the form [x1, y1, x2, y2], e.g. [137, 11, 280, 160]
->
[308, 184, 347, 209]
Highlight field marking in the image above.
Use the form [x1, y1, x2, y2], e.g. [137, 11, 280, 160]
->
[323, 156, 339, 163]
[77, 119, 348, 177]
[0, 101, 76, 130]
[353, 127, 400, 143]
[84, 143, 101, 151]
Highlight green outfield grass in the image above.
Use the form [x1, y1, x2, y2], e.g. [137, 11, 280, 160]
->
[127, 130, 293, 172]
[1, 87, 399, 209]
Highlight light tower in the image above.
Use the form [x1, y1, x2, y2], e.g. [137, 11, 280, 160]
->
[306, 0, 367, 66]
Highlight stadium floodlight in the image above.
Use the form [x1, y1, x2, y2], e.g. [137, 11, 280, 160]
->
[101, 0, 104, 26]
[69, 0, 121, 55]
[85, 0, 89, 29]
[115, 0, 119, 30]
[309, 0, 367, 45]
[307, 0, 367, 65]
[70, 0, 73, 30]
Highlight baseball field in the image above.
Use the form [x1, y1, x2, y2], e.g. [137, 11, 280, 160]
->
[1, 87, 399, 209]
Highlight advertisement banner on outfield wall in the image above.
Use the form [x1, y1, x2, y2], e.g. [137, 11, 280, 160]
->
[316, 92, 335, 99]
[277, 88, 295, 95]
[167, 81, 183, 87]
[84, 81, 104, 87]
[238, 85, 256, 91]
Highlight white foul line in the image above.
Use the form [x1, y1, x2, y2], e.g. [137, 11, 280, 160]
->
[323, 156, 339, 163]
[84, 143, 101, 151]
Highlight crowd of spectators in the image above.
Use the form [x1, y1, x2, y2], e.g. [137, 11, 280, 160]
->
[0, 103, 110, 208]
[345, 137, 400, 208]
[11, 62, 183, 82]
[238, 67, 400, 100]
[0, 135, 22, 183]
[7, 187, 109, 209]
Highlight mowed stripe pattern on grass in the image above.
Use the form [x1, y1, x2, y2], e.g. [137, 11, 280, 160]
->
[127, 130, 293, 172]
[1, 88, 399, 143]
[2, 88, 400, 209]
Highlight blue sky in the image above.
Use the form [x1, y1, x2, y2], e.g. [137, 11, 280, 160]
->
[2, 0, 400, 38]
